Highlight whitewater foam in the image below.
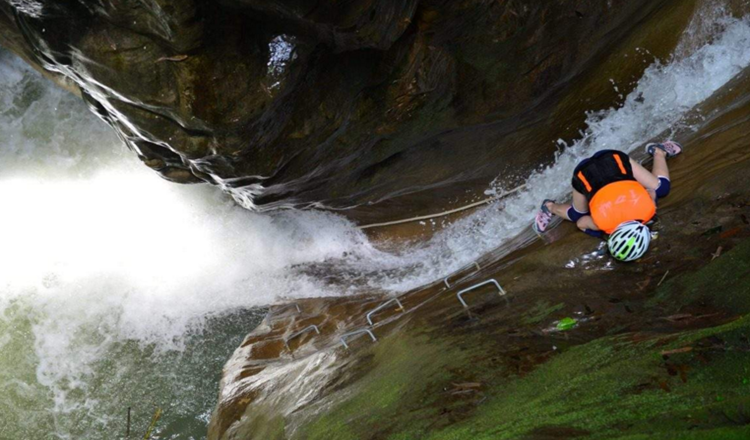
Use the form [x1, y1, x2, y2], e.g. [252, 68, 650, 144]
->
[2, 4, 750, 438]
[0, 49, 384, 437]
[354, 10, 750, 293]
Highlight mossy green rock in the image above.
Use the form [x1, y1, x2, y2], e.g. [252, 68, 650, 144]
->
[297, 241, 750, 439]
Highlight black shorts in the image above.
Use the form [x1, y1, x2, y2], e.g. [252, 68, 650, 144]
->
[572, 150, 636, 200]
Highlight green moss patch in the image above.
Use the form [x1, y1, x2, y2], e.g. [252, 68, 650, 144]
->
[292, 237, 750, 440]
[300, 333, 482, 440]
[521, 301, 565, 325]
[424, 315, 750, 440]
[648, 238, 750, 314]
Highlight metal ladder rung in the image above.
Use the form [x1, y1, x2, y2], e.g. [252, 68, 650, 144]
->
[366, 298, 406, 326]
[269, 303, 302, 321]
[284, 325, 320, 351]
[456, 279, 506, 308]
[340, 328, 377, 349]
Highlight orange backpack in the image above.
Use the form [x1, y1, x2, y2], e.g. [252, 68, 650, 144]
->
[589, 181, 655, 234]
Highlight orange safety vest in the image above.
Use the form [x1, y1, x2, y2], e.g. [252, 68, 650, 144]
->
[589, 181, 655, 234]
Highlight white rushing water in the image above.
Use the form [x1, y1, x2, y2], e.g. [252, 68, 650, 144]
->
[357, 6, 750, 292]
[0, 51, 383, 439]
[1, 3, 749, 438]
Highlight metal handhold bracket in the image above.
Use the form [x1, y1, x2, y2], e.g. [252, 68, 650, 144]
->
[366, 298, 405, 327]
[456, 279, 506, 308]
[284, 325, 320, 351]
[268, 303, 302, 321]
[340, 329, 377, 349]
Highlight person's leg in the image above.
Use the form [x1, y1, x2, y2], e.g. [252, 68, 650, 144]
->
[575, 215, 599, 232]
[630, 156, 661, 190]
[545, 201, 572, 220]
[631, 148, 671, 198]
[544, 190, 589, 221]
[650, 148, 669, 179]
[572, 189, 589, 213]
[543, 193, 600, 235]
[536, 156, 596, 233]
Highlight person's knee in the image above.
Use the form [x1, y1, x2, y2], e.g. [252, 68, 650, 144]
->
[576, 217, 589, 231]
[655, 176, 671, 198]
[567, 205, 589, 222]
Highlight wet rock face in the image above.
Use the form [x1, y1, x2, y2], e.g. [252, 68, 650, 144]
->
[1, 0, 662, 214]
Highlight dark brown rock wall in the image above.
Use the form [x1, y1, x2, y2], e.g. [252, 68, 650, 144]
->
[0, 0, 673, 219]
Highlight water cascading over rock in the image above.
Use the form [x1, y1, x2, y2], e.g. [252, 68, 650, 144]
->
[0, 0, 667, 219]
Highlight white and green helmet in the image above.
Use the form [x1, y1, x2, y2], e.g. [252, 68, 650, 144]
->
[608, 221, 651, 262]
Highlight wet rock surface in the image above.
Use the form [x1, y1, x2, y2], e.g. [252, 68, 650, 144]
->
[207, 72, 750, 438]
[4, 1, 750, 438]
[211, 185, 750, 439]
[0, 0, 678, 218]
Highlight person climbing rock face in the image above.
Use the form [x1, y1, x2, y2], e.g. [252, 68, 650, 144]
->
[534, 141, 683, 261]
